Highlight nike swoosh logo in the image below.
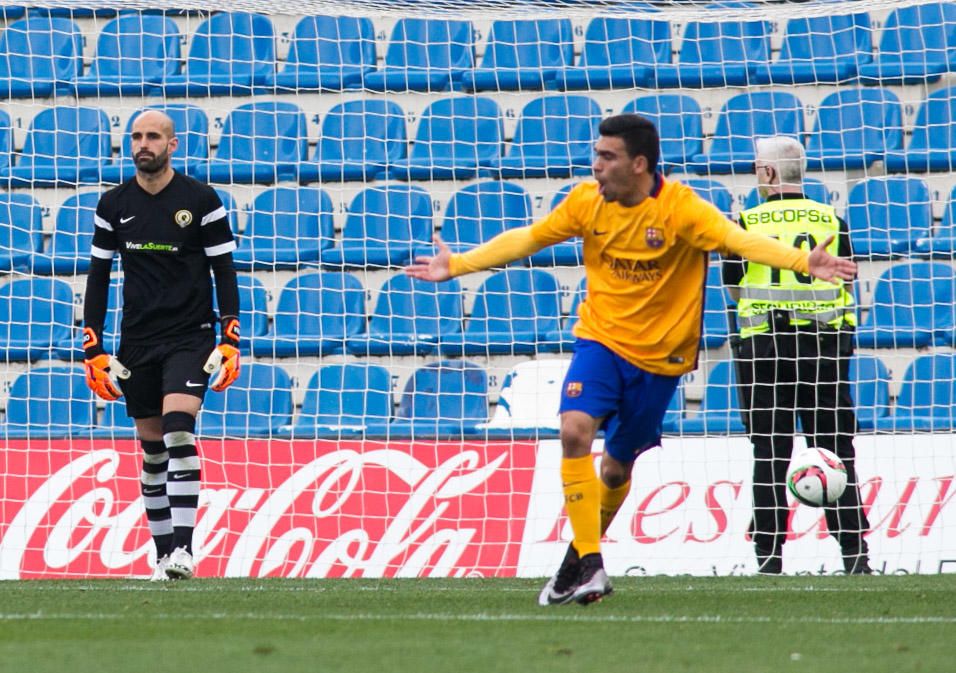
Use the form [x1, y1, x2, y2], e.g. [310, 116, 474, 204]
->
[593, 230, 608, 236]
[185, 381, 204, 388]
[120, 216, 136, 223]
[142, 487, 164, 496]
[170, 473, 192, 480]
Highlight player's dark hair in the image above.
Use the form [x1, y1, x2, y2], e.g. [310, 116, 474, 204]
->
[598, 114, 660, 173]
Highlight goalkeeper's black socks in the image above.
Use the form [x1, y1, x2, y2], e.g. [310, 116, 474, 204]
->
[163, 411, 200, 555]
[140, 438, 173, 558]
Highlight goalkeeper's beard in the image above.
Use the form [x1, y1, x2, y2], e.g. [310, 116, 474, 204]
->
[135, 149, 171, 174]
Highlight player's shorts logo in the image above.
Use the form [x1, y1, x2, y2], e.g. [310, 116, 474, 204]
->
[565, 381, 583, 397]
[645, 227, 664, 249]
[174, 210, 193, 227]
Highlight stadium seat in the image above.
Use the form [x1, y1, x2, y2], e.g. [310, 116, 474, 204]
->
[484, 95, 601, 178]
[416, 181, 532, 257]
[367, 360, 488, 438]
[849, 354, 891, 431]
[691, 92, 804, 174]
[743, 177, 830, 210]
[232, 187, 334, 270]
[0, 278, 74, 362]
[198, 101, 307, 184]
[854, 262, 956, 348]
[0, 106, 111, 187]
[621, 94, 703, 171]
[321, 184, 433, 268]
[438, 268, 563, 356]
[0, 16, 82, 99]
[805, 88, 904, 170]
[298, 99, 407, 183]
[750, 13, 872, 84]
[272, 15, 376, 91]
[291, 363, 393, 439]
[159, 12, 276, 95]
[551, 16, 671, 91]
[480, 359, 570, 437]
[32, 191, 99, 275]
[72, 13, 181, 96]
[546, 275, 587, 351]
[389, 96, 504, 181]
[250, 272, 365, 358]
[213, 274, 270, 356]
[873, 354, 956, 432]
[0, 110, 10, 174]
[702, 264, 733, 349]
[197, 362, 293, 438]
[100, 104, 209, 183]
[363, 18, 474, 92]
[346, 274, 463, 356]
[857, 2, 956, 85]
[844, 176, 932, 258]
[679, 360, 747, 435]
[682, 178, 734, 218]
[914, 183, 956, 257]
[0, 193, 42, 273]
[1, 367, 96, 439]
[885, 87, 956, 173]
[652, 17, 770, 88]
[461, 18, 573, 91]
[662, 381, 685, 434]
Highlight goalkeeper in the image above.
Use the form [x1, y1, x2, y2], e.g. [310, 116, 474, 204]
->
[406, 114, 857, 606]
[82, 110, 240, 582]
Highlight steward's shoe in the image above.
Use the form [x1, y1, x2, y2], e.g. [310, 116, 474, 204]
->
[165, 546, 194, 580]
[537, 544, 580, 606]
[149, 555, 170, 582]
[572, 553, 612, 605]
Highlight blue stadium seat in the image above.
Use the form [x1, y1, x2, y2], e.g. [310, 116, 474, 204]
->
[100, 104, 209, 184]
[0, 193, 42, 273]
[873, 354, 956, 432]
[551, 16, 671, 91]
[858, 2, 956, 85]
[484, 95, 601, 178]
[0, 110, 10, 174]
[0, 6, 26, 20]
[845, 176, 932, 258]
[0, 16, 82, 99]
[197, 362, 293, 438]
[702, 264, 733, 349]
[462, 18, 573, 92]
[679, 361, 747, 435]
[291, 363, 393, 438]
[849, 354, 891, 432]
[32, 191, 99, 275]
[661, 381, 685, 434]
[743, 177, 830, 210]
[272, 15, 376, 91]
[885, 87, 956, 173]
[0, 278, 74, 361]
[160, 12, 275, 95]
[750, 13, 872, 84]
[417, 181, 532, 257]
[915, 184, 956, 257]
[197, 101, 307, 184]
[298, 99, 407, 183]
[321, 184, 433, 268]
[546, 275, 586, 351]
[682, 178, 734, 218]
[438, 268, 563, 356]
[621, 94, 703, 171]
[363, 18, 474, 92]
[652, 17, 770, 88]
[346, 274, 463, 356]
[855, 262, 956, 348]
[212, 274, 270, 356]
[691, 92, 804, 174]
[389, 96, 503, 181]
[2, 367, 96, 439]
[367, 360, 488, 439]
[250, 272, 365, 358]
[232, 187, 334, 270]
[72, 13, 181, 96]
[805, 88, 904, 170]
[0, 106, 111, 187]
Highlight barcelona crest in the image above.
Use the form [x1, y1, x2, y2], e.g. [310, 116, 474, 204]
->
[645, 227, 664, 249]
[565, 381, 583, 397]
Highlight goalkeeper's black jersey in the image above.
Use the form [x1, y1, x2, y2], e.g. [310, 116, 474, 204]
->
[89, 172, 237, 345]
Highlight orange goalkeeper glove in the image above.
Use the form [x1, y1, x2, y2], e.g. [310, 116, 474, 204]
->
[204, 316, 240, 392]
[82, 327, 130, 401]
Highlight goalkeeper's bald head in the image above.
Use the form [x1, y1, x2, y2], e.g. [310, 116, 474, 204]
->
[133, 109, 176, 140]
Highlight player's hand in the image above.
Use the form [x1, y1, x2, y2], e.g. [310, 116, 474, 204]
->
[808, 235, 857, 282]
[84, 353, 131, 401]
[203, 344, 240, 392]
[405, 234, 452, 282]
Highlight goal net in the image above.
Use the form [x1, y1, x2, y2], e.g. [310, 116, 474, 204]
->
[1, 0, 955, 579]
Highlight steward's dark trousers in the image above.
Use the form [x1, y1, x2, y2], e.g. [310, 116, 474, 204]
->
[733, 320, 870, 566]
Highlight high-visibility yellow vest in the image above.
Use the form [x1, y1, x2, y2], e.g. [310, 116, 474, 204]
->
[736, 197, 856, 339]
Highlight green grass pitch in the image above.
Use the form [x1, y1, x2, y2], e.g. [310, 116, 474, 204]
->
[1, 576, 954, 673]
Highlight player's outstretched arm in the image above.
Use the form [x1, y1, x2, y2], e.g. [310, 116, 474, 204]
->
[405, 235, 452, 282]
[808, 235, 857, 282]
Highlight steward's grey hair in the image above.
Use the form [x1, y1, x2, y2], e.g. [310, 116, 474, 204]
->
[755, 136, 805, 186]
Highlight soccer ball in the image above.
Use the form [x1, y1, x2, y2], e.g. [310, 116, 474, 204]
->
[786, 447, 848, 507]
